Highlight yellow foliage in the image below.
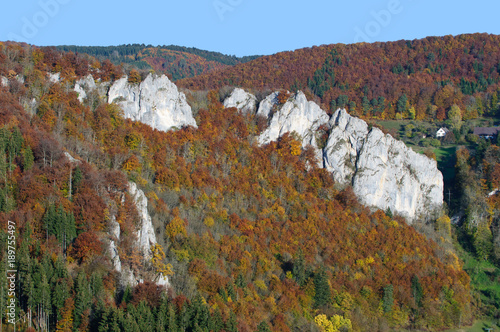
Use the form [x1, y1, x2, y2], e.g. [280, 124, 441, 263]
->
[255, 279, 268, 291]
[203, 216, 215, 227]
[436, 215, 451, 237]
[314, 314, 352, 332]
[165, 216, 187, 239]
[150, 244, 174, 277]
[172, 249, 190, 262]
[334, 291, 354, 312]
[354, 272, 365, 280]
[290, 139, 302, 156]
[146, 191, 159, 201]
[122, 155, 141, 172]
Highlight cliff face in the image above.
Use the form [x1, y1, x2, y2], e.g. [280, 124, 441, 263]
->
[74, 74, 97, 103]
[107, 73, 197, 132]
[224, 89, 444, 222]
[257, 91, 329, 166]
[324, 110, 443, 221]
[107, 182, 169, 287]
[223, 88, 257, 113]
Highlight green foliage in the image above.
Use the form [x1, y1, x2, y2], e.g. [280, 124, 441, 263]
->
[397, 94, 408, 114]
[43, 204, 77, 249]
[411, 275, 424, 308]
[257, 321, 272, 332]
[293, 249, 307, 287]
[473, 223, 493, 261]
[382, 285, 394, 313]
[313, 268, 331, 308]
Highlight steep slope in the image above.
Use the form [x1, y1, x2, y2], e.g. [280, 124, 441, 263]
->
[256, 91, 329, 166]
[226, 88, 443, 221]
[325, 109, 443, 220]
[0, 41, 472, 332]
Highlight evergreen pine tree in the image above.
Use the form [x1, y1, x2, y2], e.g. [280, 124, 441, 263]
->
[313, 268, 331, 308]
[74, 271, 92, 330]
[411, 275, 424, 309]
[257, 321, 272, 332]
[225, 311, 238, 332]
[383, 285, 394, 313]
[292, 248, 306, 287]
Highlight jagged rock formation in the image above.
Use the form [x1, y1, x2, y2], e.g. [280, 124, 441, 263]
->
[108, 73, 197, 132]
[74, 74, 97, 103]
[127, 182, 170, 287]
[323, 109, 370, 184]
[257, 91, 329, 165]
[223, 88, 257, 113]
[108, 215, 122, 273]
[128, 182, 157, 260]
[223, 89, 444, 221]
[324, 109, 443, 221]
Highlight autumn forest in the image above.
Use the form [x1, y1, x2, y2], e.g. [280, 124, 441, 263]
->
[0, 33, 499, 332]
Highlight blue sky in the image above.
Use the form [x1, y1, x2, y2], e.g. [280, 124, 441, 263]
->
[2, 0, 500, 57]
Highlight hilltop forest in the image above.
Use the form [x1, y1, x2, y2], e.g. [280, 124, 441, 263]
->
[0, 34, 498, 332]
[56, 44, 260, 81]
[179, 33, 500, 122]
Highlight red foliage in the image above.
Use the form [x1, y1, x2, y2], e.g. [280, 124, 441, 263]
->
[131, 281, 166, 307]
[72, 186, 106, 231]
[71, 231, 103, 262]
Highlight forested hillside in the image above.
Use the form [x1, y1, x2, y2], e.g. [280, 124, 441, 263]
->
[178, 33, 500, 122]
[0, 41, 475, 331]
[56, 44, 261, 81]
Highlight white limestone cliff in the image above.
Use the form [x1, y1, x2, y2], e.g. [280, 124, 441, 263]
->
[257, 91, 329, 165]
[323, 109, 369, 184]
[128, 182, 157, 260]
[223, 88, 257, 113]
[108, 73, 197, 132]
[230, 89, 444, 222]
[128, 182, 170, 287]
[108, 215, 122, 273]
[74, 74, 97, 103]
[324, 109, 443, 221]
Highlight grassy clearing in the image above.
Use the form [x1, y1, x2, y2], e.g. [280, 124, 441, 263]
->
[443, 319, 499, 332]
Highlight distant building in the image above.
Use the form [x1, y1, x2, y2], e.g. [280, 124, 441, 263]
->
[473, 127, 500, 139]
[436, 127, 450, 138]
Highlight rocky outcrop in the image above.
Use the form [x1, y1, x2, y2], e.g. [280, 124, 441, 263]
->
[324, 109, 443, 221]
[323, 109, 369, 184]
[128, 182, 157, 260]
[47, 72, 60, 83]
[224, 89, 444, 222]
[257, 91, 329, 165]
[223, 88, 257, 113]
[108, 74, 196, 132]
[74, 74, 97, 103]
[106, 182, 170, 287]
[108, 215, 122, 273]
[128, 182, 170, 287]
